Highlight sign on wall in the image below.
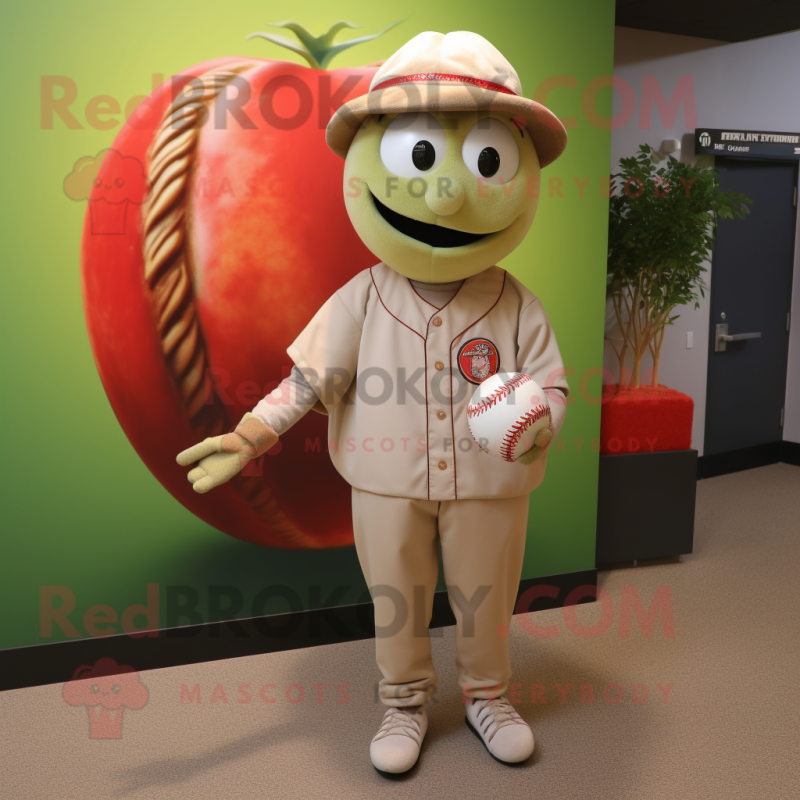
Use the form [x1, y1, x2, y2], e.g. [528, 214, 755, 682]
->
[695, 128, 800, 160]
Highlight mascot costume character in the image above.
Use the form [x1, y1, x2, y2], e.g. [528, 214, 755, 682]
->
[177, 30, 569, 774]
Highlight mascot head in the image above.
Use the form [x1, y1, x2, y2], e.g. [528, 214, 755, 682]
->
[326, 30, 567, 283]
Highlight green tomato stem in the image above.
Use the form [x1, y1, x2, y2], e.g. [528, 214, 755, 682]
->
[247, 19, 403, 69]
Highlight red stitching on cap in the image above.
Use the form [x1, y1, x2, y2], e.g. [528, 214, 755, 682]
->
[372, 73, 519, 96]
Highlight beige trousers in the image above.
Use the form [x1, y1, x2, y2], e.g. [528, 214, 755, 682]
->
[351, 487, 529, 707]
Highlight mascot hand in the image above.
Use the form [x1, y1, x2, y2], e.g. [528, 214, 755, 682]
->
[176, 413, 278, 494]
[517, 427, 552, 466]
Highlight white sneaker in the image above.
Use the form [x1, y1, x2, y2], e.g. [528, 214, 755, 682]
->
[465, 695, 534, 763]
[370, 704, 428, 774]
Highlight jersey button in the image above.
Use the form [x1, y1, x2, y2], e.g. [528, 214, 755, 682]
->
[438, 460, 447, 470]
[437, 410, 446, 420]
[434, 361, 444, 371]
[432, 317, 442, 327]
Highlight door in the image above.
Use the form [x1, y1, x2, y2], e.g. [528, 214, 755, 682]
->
[705, 159, 796, 456]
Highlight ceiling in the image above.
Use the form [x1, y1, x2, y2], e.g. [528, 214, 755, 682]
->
[616, 0, 800, 42]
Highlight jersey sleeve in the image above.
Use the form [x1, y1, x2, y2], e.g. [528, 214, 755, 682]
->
[250, 366, 319, 434]
[517, 298, 570, 397]
[286, 271, 370, 414]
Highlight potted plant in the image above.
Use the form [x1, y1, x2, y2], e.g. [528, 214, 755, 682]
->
[608, 143, 751, 387]
[596, 144, 751, 564]
[602, 144, 751, 453]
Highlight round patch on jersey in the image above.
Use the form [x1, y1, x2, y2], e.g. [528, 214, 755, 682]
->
[457, 338, 500, 385]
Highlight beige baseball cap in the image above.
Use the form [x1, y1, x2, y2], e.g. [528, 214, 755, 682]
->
[326, 30, 567, 167]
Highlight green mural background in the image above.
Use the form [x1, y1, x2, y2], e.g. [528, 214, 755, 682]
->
[0, 0, 615, 649]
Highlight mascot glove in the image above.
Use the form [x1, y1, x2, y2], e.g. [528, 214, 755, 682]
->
[516, 427, 552, 466]
[176, 412, 278, 494]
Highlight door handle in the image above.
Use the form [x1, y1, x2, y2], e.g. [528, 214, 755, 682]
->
[715, 323, 762, 352]
[721, 332, 761, 341]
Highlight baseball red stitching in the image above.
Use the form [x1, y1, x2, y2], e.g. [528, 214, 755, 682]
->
[466, 373, 532, 419]
[499, 405, 551, 463]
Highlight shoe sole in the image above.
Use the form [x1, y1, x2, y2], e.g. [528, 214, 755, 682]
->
[465, 717, 532, 766]
[372, 758, 421, 779]
[371, 743, 423, 778]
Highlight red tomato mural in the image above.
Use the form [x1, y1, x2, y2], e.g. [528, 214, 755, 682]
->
[80, 22, 399, 548]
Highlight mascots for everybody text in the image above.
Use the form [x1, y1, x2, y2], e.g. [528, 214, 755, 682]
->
[177, 30, 569, 774]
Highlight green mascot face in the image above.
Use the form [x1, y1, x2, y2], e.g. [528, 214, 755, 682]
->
[343, 110, 541, 283]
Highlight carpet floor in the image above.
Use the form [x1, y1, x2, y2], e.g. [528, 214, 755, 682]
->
[1, 463, 798, 799]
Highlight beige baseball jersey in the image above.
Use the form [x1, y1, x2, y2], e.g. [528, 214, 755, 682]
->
[287, 262, 569, 501]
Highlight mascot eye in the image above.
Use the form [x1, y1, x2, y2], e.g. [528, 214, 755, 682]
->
[412, 140, 436, 170]
[477, 148, 500, 177]
[380, 113, 446, 178]
[462, 118, 520, 185]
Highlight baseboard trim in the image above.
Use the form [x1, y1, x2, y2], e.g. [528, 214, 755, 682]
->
[0, 569, 597, 693]
[782, 440, 800, 467]
[698, 441, 782, 478]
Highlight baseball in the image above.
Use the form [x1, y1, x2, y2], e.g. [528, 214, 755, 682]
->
[467, 372, 551, 462]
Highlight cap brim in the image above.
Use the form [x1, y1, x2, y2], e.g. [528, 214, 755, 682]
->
[325, 83, 567, 167]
